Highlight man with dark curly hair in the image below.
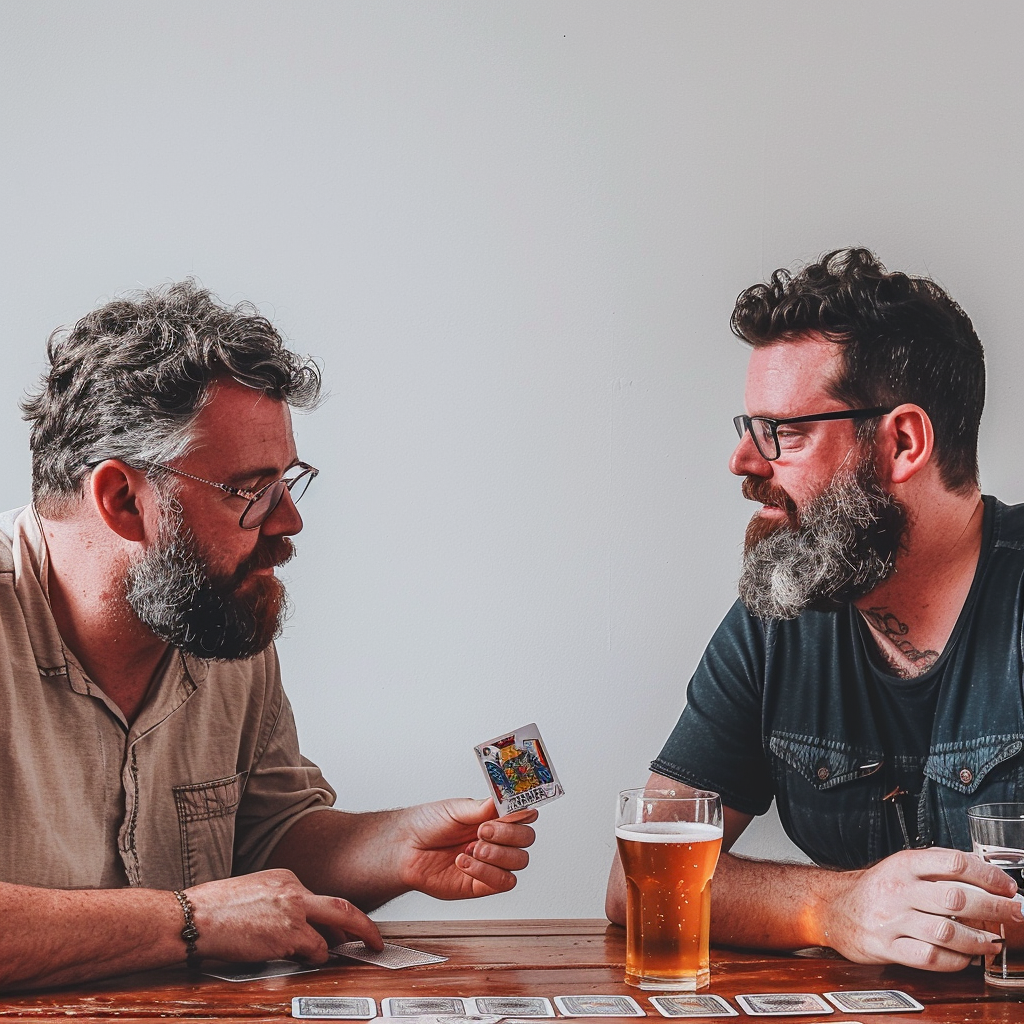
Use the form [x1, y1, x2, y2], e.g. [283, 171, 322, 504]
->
[607, 249, 1024, 971]
[0, 282, 536, 990]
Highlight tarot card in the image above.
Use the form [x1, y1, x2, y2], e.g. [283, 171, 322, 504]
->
[649, 994, 738, 1017]
[824, 989, 924, 1013]
[734, 993, 832, 1016]
[553, 994, 645, 1017]
[292, 996, 377, 1019]
[330, 941, 448, 968]
[474, 722, 564, 815]
[202, 959, 319, 982]
[381, 998, 471, 1016]
[467, 996, 555, 1017]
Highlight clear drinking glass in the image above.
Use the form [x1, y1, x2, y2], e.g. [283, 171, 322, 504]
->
[967, 802, 1024, 987]
[615, 788, 723, 991]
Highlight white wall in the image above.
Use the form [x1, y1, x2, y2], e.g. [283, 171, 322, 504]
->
[1, 1, 1022, 920]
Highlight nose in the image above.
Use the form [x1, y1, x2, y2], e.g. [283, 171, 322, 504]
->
[261, 484, 304, 537]
[729, 428, 773, 479]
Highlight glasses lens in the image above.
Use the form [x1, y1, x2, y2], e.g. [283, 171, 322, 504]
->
[240, 481, 286, 530]
[286, 468, 314, 505]
[750, 418, 779, 461]
[733, 415, 747, 440]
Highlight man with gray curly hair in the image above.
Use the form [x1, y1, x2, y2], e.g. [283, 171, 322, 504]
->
[0, 282, 536, 990]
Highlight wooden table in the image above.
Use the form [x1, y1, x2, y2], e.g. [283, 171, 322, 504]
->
[1, 919, 1022, 1022]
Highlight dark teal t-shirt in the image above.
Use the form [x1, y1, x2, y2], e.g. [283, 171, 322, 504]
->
[653, 496, 1024, 869]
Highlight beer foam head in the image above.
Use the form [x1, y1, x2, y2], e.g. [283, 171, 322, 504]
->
[615, 822, 723, 843]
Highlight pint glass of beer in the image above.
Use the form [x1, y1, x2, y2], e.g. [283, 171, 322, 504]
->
[615, 788, 723, 991]
[968, 803, 1024, 988]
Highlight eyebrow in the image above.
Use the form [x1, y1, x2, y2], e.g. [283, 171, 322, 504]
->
[225, 458, 301, 487]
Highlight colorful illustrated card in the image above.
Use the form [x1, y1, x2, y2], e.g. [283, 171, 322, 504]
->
[473, 722, 564, 815]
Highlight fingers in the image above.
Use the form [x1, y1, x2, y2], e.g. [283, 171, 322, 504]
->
[914, 848, 1017, 897]
[305, 895, 384, 952]
[477, 814, 537, 853]
[454, 850, 520, 895]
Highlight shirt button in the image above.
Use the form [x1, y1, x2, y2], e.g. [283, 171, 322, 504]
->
[816, 766, 830, 781]
[959, 767, 974, 785]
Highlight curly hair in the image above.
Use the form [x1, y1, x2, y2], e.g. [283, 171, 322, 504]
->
[731, 248, 985, 494]
[22, 280, 322, 517]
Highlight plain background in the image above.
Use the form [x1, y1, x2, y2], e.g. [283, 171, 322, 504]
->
[2, 1, 1023, 920]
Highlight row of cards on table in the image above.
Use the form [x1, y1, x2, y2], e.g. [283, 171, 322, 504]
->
[291, 990, 926, 1019]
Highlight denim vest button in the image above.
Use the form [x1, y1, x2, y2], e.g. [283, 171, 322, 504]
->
[959, 767, 974, 785]
[817, 766, 830, 781]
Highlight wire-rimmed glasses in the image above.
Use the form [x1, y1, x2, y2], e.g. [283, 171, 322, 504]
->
[144, 461, 319, 529]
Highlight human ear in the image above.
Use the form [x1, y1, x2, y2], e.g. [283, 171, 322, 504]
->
[89, 460, 156, 543]
[879, 405, 933, 485]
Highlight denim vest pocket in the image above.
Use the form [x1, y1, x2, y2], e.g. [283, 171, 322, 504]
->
[769, 733, 885, 869]
[924, 736, 1024, 850]
[173, 772, 247, 888]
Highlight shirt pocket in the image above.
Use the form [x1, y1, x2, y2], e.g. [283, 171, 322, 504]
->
[173, 772, 247, 887]
[768, 733, 885, 869]
[924, 735, 1024, 850]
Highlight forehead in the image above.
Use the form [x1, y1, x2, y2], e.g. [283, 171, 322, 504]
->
[744, 335, 845, 416]
[186, 378, 296, 472]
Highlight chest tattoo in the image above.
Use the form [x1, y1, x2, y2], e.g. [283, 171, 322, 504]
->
[863, 606, 940, 678]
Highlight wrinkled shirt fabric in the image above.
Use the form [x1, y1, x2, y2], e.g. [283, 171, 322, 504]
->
[0, 506, 335, 891]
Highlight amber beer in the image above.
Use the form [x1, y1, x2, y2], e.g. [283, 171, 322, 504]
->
[615, 790, 723, 991]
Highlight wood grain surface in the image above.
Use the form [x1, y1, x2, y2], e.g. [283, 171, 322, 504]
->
[1, 919, 1021, 1022]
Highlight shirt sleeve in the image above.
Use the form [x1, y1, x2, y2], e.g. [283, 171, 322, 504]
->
[232, 648, 337, 874]
[651, 600, 775, 816]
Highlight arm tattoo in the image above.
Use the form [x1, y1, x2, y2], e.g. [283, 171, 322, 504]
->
[863, 606, 940, 675]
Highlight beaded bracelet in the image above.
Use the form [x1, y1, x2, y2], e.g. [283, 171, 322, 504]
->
[172, 889, 202, 969]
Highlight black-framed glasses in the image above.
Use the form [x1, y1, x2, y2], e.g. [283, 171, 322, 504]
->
[144, 460, 319, 529]
[733, 407, 894, 462]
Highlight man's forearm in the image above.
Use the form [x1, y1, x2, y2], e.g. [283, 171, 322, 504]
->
[0, 883, 185, 991]
[266, 807, 410, 911]
[608, 849, 850, 952]
[710, 852, 850, 950]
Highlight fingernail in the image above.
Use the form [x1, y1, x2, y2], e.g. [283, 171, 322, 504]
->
[479, 824, 494, 840]
[456, 854, 471, 869]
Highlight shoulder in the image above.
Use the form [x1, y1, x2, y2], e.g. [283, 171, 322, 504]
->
[990, 496, 1024, 551]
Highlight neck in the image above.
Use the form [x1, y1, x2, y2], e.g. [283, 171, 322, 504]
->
[854, 487, 984, 678]
[41, 513, 168, 723]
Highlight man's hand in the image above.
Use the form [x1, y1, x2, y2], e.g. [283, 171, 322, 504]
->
[189, 869, 383, 964]
[396, 798, 538, 899]
[820, 848, 1021, 971]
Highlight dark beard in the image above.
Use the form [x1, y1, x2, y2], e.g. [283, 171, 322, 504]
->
[125, 506, 294, 660]
[737, 458, 907, 620]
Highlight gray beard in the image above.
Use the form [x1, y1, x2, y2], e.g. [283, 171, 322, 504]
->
[737, 465, 907, 620]
[125, 503, 289, 660]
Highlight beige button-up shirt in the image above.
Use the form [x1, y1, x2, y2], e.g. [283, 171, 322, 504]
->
[0, 507, 336, 891]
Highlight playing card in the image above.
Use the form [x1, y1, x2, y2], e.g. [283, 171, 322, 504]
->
[467, 996, 554, 1017]
[381, 998, 471, 1016]
[292, 996, 377, 1019]
[474, 722, 564, 815]
[734, 994, 832, 1016]
[375, 1019, 499, 1024]
[553, 995, 645, 1017]
[202, 959, 319, 982]
[330, 941, 448, 968]
[824, 990, 925, 1013]
[650, 994, 738, 1017]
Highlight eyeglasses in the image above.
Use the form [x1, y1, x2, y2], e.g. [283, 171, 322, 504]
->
[144, 460, 319, 529]
[733, 407, 894, 462]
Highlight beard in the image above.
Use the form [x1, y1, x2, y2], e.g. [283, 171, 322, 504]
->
[737, 455, 907, 620]
[125, 503, 294, 660]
